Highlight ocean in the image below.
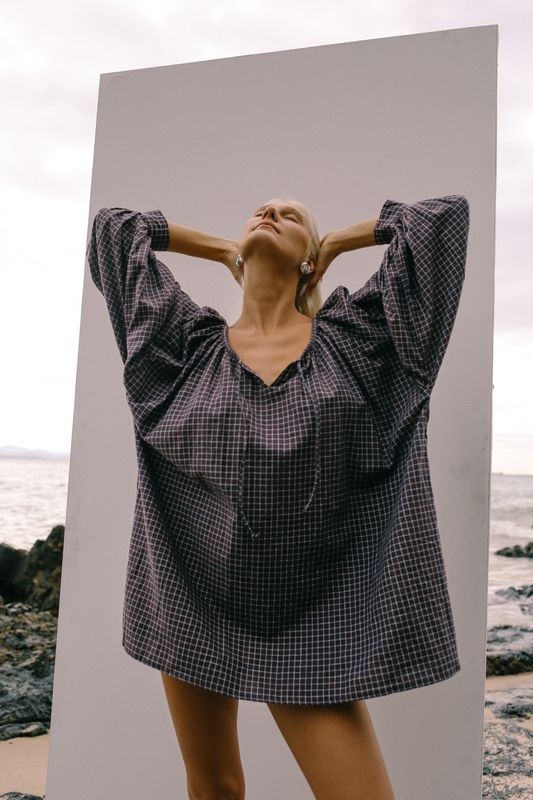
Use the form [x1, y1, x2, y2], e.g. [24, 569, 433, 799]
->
[0, 456, 70, 551]
[488, 472, 533, 629]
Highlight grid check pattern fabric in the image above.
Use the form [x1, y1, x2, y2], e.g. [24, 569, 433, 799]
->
[86, 194, 470, 704]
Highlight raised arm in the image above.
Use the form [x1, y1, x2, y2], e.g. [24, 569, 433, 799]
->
[166, 221, 241, 284]
[166, 220, 232, 260]
[87, 207, 205, 365]
[352, 195, 470, 389]
[327, 216, 379, 254]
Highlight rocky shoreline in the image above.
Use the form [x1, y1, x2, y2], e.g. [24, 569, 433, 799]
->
[0, 525, 61, 746]
[1, 526, 532, 798]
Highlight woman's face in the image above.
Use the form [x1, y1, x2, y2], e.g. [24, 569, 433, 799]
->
[238, 200, 313, 269]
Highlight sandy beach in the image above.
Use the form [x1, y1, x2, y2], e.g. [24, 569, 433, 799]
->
[0, 733, 49, 797]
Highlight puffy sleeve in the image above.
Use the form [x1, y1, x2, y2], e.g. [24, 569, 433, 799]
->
[86, 207, 202, 366]
[364, 194, 470, 389]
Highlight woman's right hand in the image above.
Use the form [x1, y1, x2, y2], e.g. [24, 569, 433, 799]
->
[221, 240, 242, 286]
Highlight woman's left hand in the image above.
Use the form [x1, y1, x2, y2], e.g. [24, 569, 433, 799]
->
[307, 233, 341, 291]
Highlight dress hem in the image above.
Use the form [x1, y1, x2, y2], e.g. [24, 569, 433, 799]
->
[122, 639, 461, 705]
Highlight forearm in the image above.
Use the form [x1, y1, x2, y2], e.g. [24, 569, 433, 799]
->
[328, 217, 379, 256]
[167, 221, 233, 262]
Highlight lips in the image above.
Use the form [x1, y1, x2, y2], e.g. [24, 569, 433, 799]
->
[256, 221, 278, 232]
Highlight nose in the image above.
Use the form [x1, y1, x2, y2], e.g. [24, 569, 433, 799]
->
[261, 206, 277, 220]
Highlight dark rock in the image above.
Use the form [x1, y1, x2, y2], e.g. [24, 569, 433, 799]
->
[486, 626, 533, 676]
[0, 602, 56, 741]
[496, 584, 533, 601]
[0, 526, 63, 746]
[495, 542, 533, 558]
[0, 721, 48, 738]
[0, 526, 64, 614]
[0, 546, 27, 602]
[0, 794, 45, 800]
[495, 584, 533, 620]
[485, 686, 533, 721]
[495, 583, 533, 600]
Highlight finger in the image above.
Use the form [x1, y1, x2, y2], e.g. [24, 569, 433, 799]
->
[308, 273, 321, 291]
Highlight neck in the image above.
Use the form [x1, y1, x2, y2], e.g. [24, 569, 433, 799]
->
[235, 260, 308, 334]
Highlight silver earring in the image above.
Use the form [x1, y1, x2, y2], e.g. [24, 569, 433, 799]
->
[300, 261, 313, 275]
[235, 255, 244, 268]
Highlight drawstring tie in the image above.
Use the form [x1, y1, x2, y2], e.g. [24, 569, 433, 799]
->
[232, 356, 320, 539]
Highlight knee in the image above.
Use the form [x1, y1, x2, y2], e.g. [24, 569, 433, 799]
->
[187, 776, 245, 800]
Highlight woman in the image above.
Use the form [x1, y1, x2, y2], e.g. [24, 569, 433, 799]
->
[87, 193, 470, 800]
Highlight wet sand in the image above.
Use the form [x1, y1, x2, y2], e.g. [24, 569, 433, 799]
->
[484, 670, 533, 731]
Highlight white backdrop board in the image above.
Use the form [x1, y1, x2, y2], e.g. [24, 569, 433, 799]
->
[46, 25, 497, 800]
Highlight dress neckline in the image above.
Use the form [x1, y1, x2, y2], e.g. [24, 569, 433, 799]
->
[222, 313, 319, 389]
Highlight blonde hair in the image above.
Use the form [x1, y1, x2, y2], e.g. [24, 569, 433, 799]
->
[237, 197, 324, 319]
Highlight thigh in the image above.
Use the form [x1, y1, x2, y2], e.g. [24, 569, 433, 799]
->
[160, 671, 245, 796]
[266, 699, 395, 800]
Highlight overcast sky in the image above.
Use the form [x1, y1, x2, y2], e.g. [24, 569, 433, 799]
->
[0, 1, 531, 474]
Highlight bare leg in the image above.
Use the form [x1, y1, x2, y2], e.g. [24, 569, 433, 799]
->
[160, 671, 246, 800]
[266, 698, 395, 800]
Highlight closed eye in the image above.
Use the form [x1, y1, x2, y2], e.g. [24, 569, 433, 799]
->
[253, 214, 298, 222]
[253, 210, 301, 222]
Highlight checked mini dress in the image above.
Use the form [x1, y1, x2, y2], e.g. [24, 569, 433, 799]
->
[86, 193, 470, 704]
